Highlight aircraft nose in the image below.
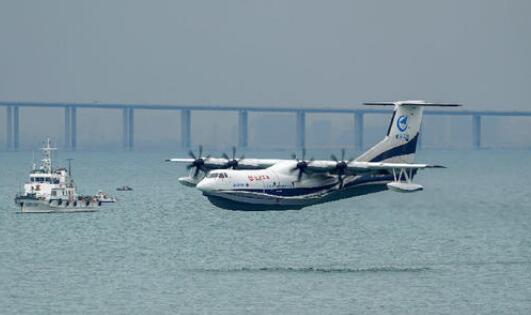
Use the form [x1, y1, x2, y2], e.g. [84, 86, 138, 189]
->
[196, 180, 213, 193]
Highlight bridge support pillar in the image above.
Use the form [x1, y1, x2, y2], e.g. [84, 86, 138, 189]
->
[6, 106, 20, 150]
[354, 112, 364, 152]
[473, 114, 481, 149]
[128, 108, 134, 149]
[13, 106, 19, 150]
[238, 110, 248, 148]
[181, 109, 192, 148]
[70, 107, 77, 150]
[64, 107, 71, 149]
[296, 111, 306, 149]
[122, 108, 129, 149]
[6, 106, 13, 150]
[121, 108, 134, 149]
[181, 109, 191, 148]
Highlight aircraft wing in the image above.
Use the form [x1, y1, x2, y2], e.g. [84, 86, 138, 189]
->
[305, 160, 444, 173]
[166, 158, 195, 163]
[347, 161, 445, 171]
[234, 158, 286, 169]
[165, 157, 285, 170]
[165, 157, 232, 169]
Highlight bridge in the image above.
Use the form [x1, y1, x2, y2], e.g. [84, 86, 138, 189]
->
[2, 101, 530, 150]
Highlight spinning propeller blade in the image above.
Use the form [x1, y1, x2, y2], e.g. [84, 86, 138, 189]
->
[186, 145, 209, 178]
[290, 148, 313, 182]
[331, 148, 353, 188]
[221, 146, 245, 169]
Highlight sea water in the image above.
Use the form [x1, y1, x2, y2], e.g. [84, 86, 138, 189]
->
[0, 149, 530, 314]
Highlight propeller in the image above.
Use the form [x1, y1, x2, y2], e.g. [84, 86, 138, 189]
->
[290, 148, 314, 181]
[330, 148, 354, 188]
[221, 146, 245, 169]
[186, 145, 210, 177]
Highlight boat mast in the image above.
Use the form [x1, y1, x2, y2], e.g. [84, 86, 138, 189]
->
[32, 151, 36, 171]
[40, 137, 57, 174]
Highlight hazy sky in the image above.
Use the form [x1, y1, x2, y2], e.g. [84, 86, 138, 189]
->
[1, 0, 531, 110]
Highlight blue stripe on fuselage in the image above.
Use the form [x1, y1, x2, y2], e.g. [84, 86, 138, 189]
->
[230, 174, 394, 197]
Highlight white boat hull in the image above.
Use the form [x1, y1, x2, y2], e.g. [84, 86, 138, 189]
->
[16, 198, 100, 213]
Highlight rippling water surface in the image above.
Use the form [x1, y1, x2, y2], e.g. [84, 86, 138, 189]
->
[1, 149, 530, 314]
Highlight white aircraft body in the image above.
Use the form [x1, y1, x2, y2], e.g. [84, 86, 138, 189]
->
[167, 100, 461, 210]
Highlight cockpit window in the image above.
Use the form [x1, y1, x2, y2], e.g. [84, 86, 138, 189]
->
[207, 172, 229, 179]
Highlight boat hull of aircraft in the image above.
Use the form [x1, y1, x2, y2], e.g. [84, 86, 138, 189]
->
[201, 175, 392, 210]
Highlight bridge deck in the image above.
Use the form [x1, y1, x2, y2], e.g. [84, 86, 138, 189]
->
[2, 101, 530, 150]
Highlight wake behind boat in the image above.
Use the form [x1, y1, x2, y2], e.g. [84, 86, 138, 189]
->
[14, 138, 102, 213]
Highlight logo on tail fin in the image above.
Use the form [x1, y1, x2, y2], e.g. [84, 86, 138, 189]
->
[397, 115, 408, 132]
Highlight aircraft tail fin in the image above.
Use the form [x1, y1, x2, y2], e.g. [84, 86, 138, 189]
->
[355, 100, 461, 163]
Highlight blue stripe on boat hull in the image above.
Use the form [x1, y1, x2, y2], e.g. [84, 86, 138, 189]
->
[227, 174, 394, 197]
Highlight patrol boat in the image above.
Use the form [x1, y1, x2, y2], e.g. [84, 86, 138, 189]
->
[14, 138, 102, 213]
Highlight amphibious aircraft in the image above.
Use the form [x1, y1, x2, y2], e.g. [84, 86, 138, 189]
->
[166, 100, 461, 210]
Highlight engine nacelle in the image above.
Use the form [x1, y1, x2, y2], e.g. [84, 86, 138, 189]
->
[387, 181, 423, 193]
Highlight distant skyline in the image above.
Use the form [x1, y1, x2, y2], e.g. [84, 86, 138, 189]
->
[1, 0, 531, 110]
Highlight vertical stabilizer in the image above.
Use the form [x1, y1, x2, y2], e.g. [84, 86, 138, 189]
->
[356, 100, 460, 163]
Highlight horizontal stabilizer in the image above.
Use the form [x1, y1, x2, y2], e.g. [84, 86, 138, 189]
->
[363, 101, 462, 107]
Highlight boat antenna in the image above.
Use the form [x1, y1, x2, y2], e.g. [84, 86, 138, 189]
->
[32, 151, 36, 171]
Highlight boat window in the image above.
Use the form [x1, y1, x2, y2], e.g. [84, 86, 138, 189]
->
[207, 173, 218, 178]
[219, 173, 225, 179]
[224, 173, 229, 178]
